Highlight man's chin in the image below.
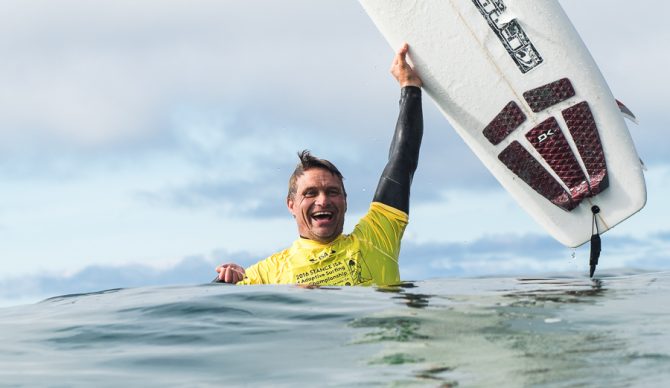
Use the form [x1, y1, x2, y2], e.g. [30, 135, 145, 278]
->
[312, 229, 340, 243]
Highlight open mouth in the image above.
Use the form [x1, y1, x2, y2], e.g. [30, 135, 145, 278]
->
[311, 211, 334, 223]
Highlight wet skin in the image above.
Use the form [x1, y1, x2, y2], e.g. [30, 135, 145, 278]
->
[287, 168, 347, 244]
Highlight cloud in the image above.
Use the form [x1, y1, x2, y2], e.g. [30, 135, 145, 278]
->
[3, 0, 484, 212]
[399, 234, 574, 279]
[399, 230, 670, 279]
[0, 249, 259, 302]
[0, 1, 540, 202]
[1, 1, 668, 293]
[0, 0, 389, 149]
[2, 0, 666, 193]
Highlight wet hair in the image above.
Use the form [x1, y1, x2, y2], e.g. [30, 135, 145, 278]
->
[287, 150, 346, 200]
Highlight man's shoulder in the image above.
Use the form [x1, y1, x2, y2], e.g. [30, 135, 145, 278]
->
[350, 202, 409, 242]
[367, 202, 409, 221]
[263, 244, 295, 262]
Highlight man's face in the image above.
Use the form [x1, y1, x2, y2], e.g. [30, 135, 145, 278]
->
[287, 168, 347, 243]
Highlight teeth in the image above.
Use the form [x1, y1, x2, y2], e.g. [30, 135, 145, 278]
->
[313, 211, 333, 218]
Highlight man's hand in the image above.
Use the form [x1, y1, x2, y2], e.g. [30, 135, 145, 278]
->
[215, 263, 246, 283]
[390, 43, 422, 88]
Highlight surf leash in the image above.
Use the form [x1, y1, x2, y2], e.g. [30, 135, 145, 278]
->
[589, 205, 601, 278]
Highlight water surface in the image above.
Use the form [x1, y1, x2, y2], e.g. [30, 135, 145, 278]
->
[1, 270, 669, 386]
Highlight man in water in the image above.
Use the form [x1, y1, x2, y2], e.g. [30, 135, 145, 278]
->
[216, 43, 423, 285]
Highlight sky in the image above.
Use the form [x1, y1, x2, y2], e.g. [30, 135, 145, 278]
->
[1, 0, 669, 305]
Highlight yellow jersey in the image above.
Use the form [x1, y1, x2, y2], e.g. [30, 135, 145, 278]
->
[238, 202, 408, 286]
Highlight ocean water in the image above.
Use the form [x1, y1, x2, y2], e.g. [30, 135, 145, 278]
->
[1, 270, 669, 387]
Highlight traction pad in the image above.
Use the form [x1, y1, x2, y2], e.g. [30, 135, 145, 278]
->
[483, 78, 609, 211]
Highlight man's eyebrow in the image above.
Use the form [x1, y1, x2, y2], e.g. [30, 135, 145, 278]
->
[301, 184, 341, 192]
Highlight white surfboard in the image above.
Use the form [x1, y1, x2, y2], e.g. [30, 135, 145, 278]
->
[359, 0, 646, 247]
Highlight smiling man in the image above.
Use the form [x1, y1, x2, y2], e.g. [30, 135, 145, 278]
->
[215, 43, 423, 286]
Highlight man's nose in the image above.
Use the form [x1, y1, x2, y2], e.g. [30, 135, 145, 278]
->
[315, 191, 330, 206]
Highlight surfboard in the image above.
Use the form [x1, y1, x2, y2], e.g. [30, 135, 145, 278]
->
[359, 0, 646, 247]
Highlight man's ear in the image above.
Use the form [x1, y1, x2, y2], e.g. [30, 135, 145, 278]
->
[287, 197, 295, 217]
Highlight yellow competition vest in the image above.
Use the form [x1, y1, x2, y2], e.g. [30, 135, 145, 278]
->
[238, 202, 408, 286]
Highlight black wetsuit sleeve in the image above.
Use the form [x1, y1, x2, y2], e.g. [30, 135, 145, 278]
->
[372, 86, 423, 214]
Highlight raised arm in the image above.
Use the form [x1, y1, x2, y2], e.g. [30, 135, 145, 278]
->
[372, 43, 424, 214]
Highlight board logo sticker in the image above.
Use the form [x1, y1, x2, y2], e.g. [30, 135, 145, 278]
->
[471, 0, 543, 73]
[536, 128, 556, 143]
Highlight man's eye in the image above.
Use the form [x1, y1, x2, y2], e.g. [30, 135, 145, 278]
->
[327, 189, 341, 196]
[304, 190, 317, 197]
